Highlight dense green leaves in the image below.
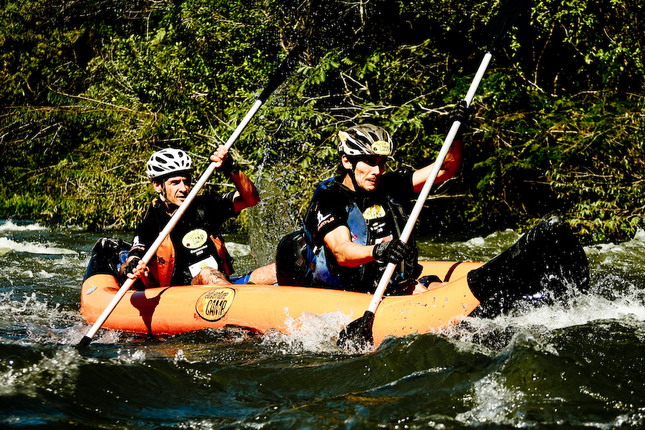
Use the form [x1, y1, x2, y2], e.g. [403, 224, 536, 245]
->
[0, 0, 643, 242]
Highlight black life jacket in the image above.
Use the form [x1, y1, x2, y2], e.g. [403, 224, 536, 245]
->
[277, 177, 420, 294]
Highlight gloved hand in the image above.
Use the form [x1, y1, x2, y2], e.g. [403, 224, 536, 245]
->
[372, 239, 414, 265]
[446, 100, 469, 133]
[121, 256, 141, 276]
[211, 146, 241, 176]
[219, 155, 240, 176]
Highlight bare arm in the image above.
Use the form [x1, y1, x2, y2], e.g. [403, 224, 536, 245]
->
[323, 225, 376, 267]
[210, 146, 260, 212]
[229, 170, 261, 212]
[411, 138, 463, 193]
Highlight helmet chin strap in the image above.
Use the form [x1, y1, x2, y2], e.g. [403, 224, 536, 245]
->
[157, 183, 177, 212]
[346, 159, 370, 197]
[157, 182, 169, 202]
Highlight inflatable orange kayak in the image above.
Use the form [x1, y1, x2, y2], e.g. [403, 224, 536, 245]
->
[80, 217, 590, 347]
[80, 261, 483, 347]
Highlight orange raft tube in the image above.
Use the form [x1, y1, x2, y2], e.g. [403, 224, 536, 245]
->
[80, 261, 483, 347]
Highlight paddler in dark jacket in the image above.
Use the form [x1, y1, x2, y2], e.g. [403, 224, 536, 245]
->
[121, 146, 276, 288]
[276, 103, 467, 295]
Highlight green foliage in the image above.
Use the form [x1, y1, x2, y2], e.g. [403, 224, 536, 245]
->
[0, 0, 643, 242]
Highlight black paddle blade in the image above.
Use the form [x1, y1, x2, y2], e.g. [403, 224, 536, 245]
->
[257, 44, 303, 103]
[337, 310, 375, 350]
[77, 336, 92, 348]
[487, 0, 532, 52]
[467, 214, 589, 317]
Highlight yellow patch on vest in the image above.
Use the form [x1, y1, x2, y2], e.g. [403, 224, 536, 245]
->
[363, 204, 386, 220]
[182, 229, 208, 249]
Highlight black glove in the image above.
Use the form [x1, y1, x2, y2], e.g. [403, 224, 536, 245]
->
[446, 100, 469, 133]
[372, 239, 413, 265]
[121, 256, 141, 276]
[219, 155, 241, 176]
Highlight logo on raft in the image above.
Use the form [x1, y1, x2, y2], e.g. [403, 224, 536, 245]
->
[195, 287, 236, 322]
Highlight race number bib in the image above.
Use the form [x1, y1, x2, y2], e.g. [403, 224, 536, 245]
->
[188, 255, 219, 277]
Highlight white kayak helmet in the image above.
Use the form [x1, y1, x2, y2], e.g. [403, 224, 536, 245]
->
[338, 124, 394, 157]
[146, 148, 193, 179]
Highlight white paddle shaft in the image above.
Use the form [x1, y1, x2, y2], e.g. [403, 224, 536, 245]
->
[365, 52, 493, 314]
[81, 100, 264, 343]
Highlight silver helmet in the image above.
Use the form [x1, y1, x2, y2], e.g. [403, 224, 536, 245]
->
[338, 124, 394, 157]
[146, 148, 193, 179]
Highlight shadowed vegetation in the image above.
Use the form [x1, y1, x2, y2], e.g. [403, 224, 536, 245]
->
[1, 0, 643, 243]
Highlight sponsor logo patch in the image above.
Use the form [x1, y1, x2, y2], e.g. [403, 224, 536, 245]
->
[182, 229, 208, 249]
[317, 212, 335, 230]
[363, 204, 386, 220]
[195, 287, 235, 322]
[371, 140, 391, 155]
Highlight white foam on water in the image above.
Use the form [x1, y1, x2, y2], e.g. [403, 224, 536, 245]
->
[464, 237, 486, 247]
[260, 309, 355, 354]
[225, 241, 251, 257]
[0, 292, 59, 319]
[0, 237, 77, 255]
[35, 270, 56, 279]
[178, 419, 219, 430]
[174, 349, 187, 362]
[441, 283, 645, 349]
[505, 291, 643, 331]
[464, 229, 519, 249]
[1, 260, 83, 288]
[0, 220, 47, 232]
[586, 229, 645, 271]
[456, 373, 525, 426]
[0, 292, 87, 345]
[0, 348, 81, 397]
[610, 410, 645, 428]
[115, 348, 147, 363]
[58, 324, 123, 346]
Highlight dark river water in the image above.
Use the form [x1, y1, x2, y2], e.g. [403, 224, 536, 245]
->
[1, 219, 644, 428]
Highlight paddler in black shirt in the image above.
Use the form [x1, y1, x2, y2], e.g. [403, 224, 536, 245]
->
[276, 104, 466, 295]
[121, 146, 276, 288]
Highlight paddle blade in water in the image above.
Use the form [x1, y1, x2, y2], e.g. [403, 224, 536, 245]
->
[337, 310, 375, 349]
[77, 336, 92, 348]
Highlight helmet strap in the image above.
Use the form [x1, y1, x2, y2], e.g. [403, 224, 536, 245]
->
[152, 179, 176, 212]
[158, 187, 179, 214]
[343, 156, 361, 192]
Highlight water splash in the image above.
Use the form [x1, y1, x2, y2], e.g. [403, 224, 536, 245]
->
[0, 347, 81, 397]
[418, 229, 521, 261]
[0, 237, 77, 256]
[260, 310, 353, 354]
[0, 291, 98, 346]
[442, 283, 645, 350]
[224, 241, 251, 258]
[586, 229, 645, 274]
[0, 220, 47, 232]
[456, 373, 526, 426]
[115, 348, 147, 364]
